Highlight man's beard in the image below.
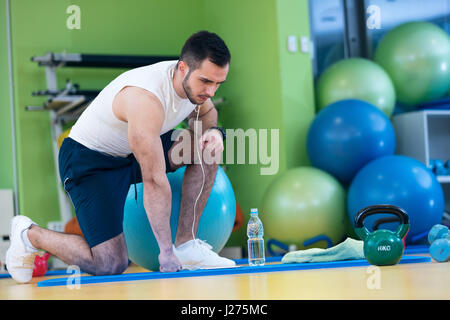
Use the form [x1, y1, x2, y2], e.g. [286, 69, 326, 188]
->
[182, 71, 204, 105]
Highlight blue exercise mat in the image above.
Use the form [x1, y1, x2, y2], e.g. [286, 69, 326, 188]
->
[0, 269, 74, 279]
[36, 255, 430, 288]
[1, 245, 429, 280]
[1, 257, 261, 279]
[404, 244, 429, 254]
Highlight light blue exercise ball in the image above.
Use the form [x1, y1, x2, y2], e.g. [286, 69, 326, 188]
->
[123, 166, 236, 271]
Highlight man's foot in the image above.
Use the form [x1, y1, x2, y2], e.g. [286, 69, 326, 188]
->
[5, 216, 38, 283]
[173, 239, 236, 270]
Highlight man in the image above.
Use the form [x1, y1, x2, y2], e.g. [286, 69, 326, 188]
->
[6, 30, 235, 283]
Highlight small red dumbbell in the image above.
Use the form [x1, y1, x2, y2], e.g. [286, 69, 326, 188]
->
[33, 252, 50, 277]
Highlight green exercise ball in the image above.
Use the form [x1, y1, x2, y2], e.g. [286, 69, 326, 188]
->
[260, 167, 347, 250]
[316, 58, 396, 117]
[374, 21, 450, 107]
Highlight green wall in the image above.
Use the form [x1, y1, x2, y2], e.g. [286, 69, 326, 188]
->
[204, 0, 315, 246]
[276, 0, 315, 168]
[203, 0, 283, 245]
[0, 1, 14, 191]
[3, 0, 315, 247]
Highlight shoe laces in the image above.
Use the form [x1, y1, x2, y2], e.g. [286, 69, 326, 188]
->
[193, 239, 216, 256]
[21, 253, 37, 269]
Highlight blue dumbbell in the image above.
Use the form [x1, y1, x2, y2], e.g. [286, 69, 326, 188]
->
[434, 159, 446, 176]
[428, 224, 450, 262]
[429, 238, 449, 262]
[428, 224, 449, 244]
[445, 160, 450, 176]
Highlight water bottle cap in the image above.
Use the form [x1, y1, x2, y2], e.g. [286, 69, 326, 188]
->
[250, 208, 258, 214]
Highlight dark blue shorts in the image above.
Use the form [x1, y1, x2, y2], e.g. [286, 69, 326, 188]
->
[58, 131, 177, 248]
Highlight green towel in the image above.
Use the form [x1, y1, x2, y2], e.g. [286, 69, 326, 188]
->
[281, 238, 364, 263]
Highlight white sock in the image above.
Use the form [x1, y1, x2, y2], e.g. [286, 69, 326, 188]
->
[21, 226, 38, 252]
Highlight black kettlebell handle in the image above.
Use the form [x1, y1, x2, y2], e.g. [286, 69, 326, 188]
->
[354, 204, 409, 229]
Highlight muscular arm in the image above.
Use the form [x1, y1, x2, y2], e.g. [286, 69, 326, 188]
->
[114, 86, 181, 272]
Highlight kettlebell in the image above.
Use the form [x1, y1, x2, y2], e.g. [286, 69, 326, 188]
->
[354, 204, 410, 266]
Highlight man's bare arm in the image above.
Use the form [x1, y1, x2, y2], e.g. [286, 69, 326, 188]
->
[114, 86, 181, 272]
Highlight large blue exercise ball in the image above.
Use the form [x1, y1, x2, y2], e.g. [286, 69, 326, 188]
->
[347, 155, 444, 244]
[307, 99, 396, 185]
[123, 166, 236, 271]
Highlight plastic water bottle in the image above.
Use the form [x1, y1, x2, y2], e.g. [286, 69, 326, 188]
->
[247, 208, 265, 266]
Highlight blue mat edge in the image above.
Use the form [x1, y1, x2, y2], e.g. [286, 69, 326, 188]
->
[36, 255, 431, 288]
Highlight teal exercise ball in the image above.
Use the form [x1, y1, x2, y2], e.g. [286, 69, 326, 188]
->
[123, 166, 236, 271]
[316, 58, 396, 117]
[374, 21, 450, 107]
[260, 167, 347, 250]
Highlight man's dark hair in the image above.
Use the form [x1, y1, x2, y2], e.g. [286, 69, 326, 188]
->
[180, 31, 230, 70]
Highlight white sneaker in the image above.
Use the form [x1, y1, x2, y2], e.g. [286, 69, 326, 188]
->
[5, 216, 38, 283]
[173, 239, 236, 270]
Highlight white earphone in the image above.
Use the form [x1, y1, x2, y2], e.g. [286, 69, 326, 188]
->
[171, 63, 205, 243]
[192, 105, 205, 240]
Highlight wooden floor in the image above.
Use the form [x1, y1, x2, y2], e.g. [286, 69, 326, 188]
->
[0, 254, 448, 300]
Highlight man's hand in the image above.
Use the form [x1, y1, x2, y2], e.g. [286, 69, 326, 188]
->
[199, 129, 224, 165]
[200, 128, 224, 151]
[159, 248, 182, 272]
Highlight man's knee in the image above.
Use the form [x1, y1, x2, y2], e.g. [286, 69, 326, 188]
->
[94, 256, 128, 276]
[91, 233, 129, 276]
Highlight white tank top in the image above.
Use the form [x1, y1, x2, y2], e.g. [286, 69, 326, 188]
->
[69, 60, 196, 157]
